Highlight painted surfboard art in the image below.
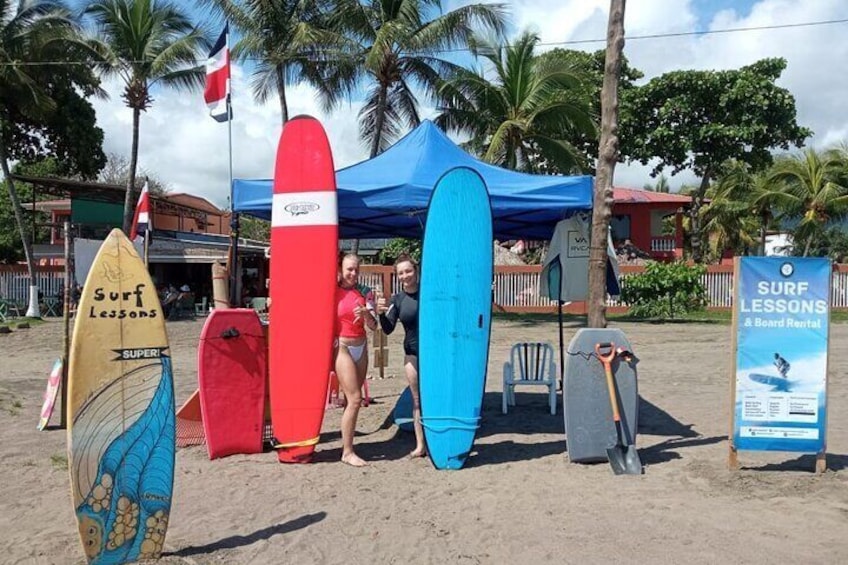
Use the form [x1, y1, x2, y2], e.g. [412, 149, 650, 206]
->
[67, 229, 174, 564]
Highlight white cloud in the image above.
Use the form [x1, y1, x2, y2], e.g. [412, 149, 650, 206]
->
[90, 0, 848, 204]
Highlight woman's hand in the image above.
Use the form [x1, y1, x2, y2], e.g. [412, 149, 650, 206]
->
[375, 289, 388, 315]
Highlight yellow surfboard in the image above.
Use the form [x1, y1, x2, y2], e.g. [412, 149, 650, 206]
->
[67, 229, 175, 564]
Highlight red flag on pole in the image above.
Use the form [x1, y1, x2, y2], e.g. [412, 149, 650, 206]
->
[204, 24, 230, 122]
[129, 181, 152, 241]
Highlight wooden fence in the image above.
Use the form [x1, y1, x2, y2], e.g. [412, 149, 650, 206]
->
[3, 263, 847, 313]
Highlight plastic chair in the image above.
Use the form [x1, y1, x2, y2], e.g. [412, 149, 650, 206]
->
[250, 297, 268, 314]
[0, 299, 22, 322]
[194, 296, 209, 316]
[503, 342, 557, 415]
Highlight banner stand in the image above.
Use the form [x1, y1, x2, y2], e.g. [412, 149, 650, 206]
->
[727, 256, 830, 474]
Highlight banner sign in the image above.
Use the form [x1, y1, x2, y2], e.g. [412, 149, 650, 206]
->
[733, 257, 830, 453]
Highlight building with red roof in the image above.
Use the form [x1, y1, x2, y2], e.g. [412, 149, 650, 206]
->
[611, 187, 693, 261]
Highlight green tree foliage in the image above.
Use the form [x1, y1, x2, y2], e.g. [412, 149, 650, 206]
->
[1, 0, 105, 315]
[329, 0, 508, 157]
[767, 148, 848, 256]
[239, 216, 270, 242]
[1, 3, 106, 178]
[536, 46, 642, 173]
[83, 0, 208, 234]
[619, 58, 811, 263]
[0, 159, 64, 263]
[436, 31, 595, 173]
[643, 174, 669, 193]
[206, 0, 346, 123]
[620, 262, 707, 319]
[377, 238, 421, 265]
[787, 225, 848, 263]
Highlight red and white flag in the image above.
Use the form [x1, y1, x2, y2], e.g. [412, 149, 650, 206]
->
[204, 24, 230, 122]
[129, 181, 152, 241]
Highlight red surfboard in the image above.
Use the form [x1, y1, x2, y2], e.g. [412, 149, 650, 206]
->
[269, 115, 338, 463]
[198, 308, 267, 459]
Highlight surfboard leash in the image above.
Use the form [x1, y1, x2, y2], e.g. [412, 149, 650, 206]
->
[272, 436, 320, 449]
[420, 415, 481, 432]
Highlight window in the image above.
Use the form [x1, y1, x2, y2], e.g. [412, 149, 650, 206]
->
[610, 215, 631, 241]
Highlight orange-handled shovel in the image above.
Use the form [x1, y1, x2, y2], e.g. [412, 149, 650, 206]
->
[595, 342, 643, 475]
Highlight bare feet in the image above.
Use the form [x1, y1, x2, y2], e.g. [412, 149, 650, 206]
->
[341, 452, 368, 467]
[407, 448, 427, 459]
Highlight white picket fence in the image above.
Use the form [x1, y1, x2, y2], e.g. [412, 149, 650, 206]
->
[3, 264, 847, 314]
[0, 270, 64, 306]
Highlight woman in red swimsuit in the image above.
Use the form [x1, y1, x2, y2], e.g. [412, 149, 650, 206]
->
[335, 253, 377, 466]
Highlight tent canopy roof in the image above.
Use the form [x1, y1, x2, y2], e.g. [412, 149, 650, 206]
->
[232, 120, 593, 240]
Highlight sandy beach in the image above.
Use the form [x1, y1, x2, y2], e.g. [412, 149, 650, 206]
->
[1, 316, 846, 564]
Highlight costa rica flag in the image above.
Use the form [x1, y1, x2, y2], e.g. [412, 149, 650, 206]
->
[129, 181, 152, 241]
[204, 24, 230, 122]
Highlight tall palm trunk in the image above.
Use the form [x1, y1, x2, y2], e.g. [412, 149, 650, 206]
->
[357, 81, 390, 256]
[369, 82, 389, 158]
[276, 66, 289, 123]
[587, 0, 625, 329]
[0, 130, 41, 318]
[759, 210, 769, 256]
[688, 170, 712, 263]
[123, 106, 142, 234]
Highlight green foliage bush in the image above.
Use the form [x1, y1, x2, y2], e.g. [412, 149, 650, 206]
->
[378, 238, 421, 265]
[620, 262, 708, 318]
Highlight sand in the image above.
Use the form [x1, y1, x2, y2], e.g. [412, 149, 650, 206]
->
[1, 317, 846, 564]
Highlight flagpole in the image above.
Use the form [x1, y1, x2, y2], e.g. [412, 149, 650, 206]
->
[228, 94, 239, 308]
[143, 230, 149, 267]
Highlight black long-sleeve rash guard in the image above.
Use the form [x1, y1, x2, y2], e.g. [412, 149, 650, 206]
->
[378, 290, 419, 356]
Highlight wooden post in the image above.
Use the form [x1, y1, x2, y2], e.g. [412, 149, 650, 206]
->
[60, 220, 72, 429]
[817, 264, 833, 474]
[727, 256, 739, 471]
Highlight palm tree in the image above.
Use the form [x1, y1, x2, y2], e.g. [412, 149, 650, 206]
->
[768, 148, 848, 256]
[644, 174, 669, 193]
[330, 0, 508, 158]
[436, 31, 595, 173]
[588, 0, 625, 329]
[0, 0, 93, 317]
[207, 0, 347, 123]
[701, 167, 758, 258]
[83, 0, 207, 234]
[707, 160, 788, 256]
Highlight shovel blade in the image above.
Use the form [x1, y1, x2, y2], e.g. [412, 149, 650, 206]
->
[607, 445, 643, 475]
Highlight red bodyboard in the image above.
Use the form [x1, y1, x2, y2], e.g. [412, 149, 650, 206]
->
[269, 115, 338, 462]
[198, 308, 267, 459]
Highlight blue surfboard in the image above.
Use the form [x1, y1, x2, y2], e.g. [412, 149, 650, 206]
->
[748, 373, 794, 392]
[393, 387, 414, 432]
[419, 167, 493, 470]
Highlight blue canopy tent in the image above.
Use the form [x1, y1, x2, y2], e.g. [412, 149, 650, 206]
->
[232, 120, 593, 241]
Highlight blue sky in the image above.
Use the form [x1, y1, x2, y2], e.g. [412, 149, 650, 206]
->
[78, 0, 848, 208]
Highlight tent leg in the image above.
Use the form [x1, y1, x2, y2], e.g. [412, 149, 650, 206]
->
[558, 300, 564, 391]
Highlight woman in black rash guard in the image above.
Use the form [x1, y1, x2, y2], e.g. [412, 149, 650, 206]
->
[376, 254, 425, 458]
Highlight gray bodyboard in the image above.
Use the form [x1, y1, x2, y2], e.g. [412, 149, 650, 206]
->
[563, 328, 639, 463]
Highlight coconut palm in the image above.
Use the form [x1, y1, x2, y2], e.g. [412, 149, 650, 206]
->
[768, 148, 848, 256]
[706, 160, 789, 256]
[701, 167, 759, 258]
[644, 174, 670, 193]
[435, 31, 595, 173]
[329, 0, 508, 157]
[206, 0, 348, 123]
[1, 0, 96, 317]
[83, 0, 207, 234]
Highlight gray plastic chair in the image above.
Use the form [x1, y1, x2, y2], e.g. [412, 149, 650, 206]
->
[503, 342, 557, 415]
